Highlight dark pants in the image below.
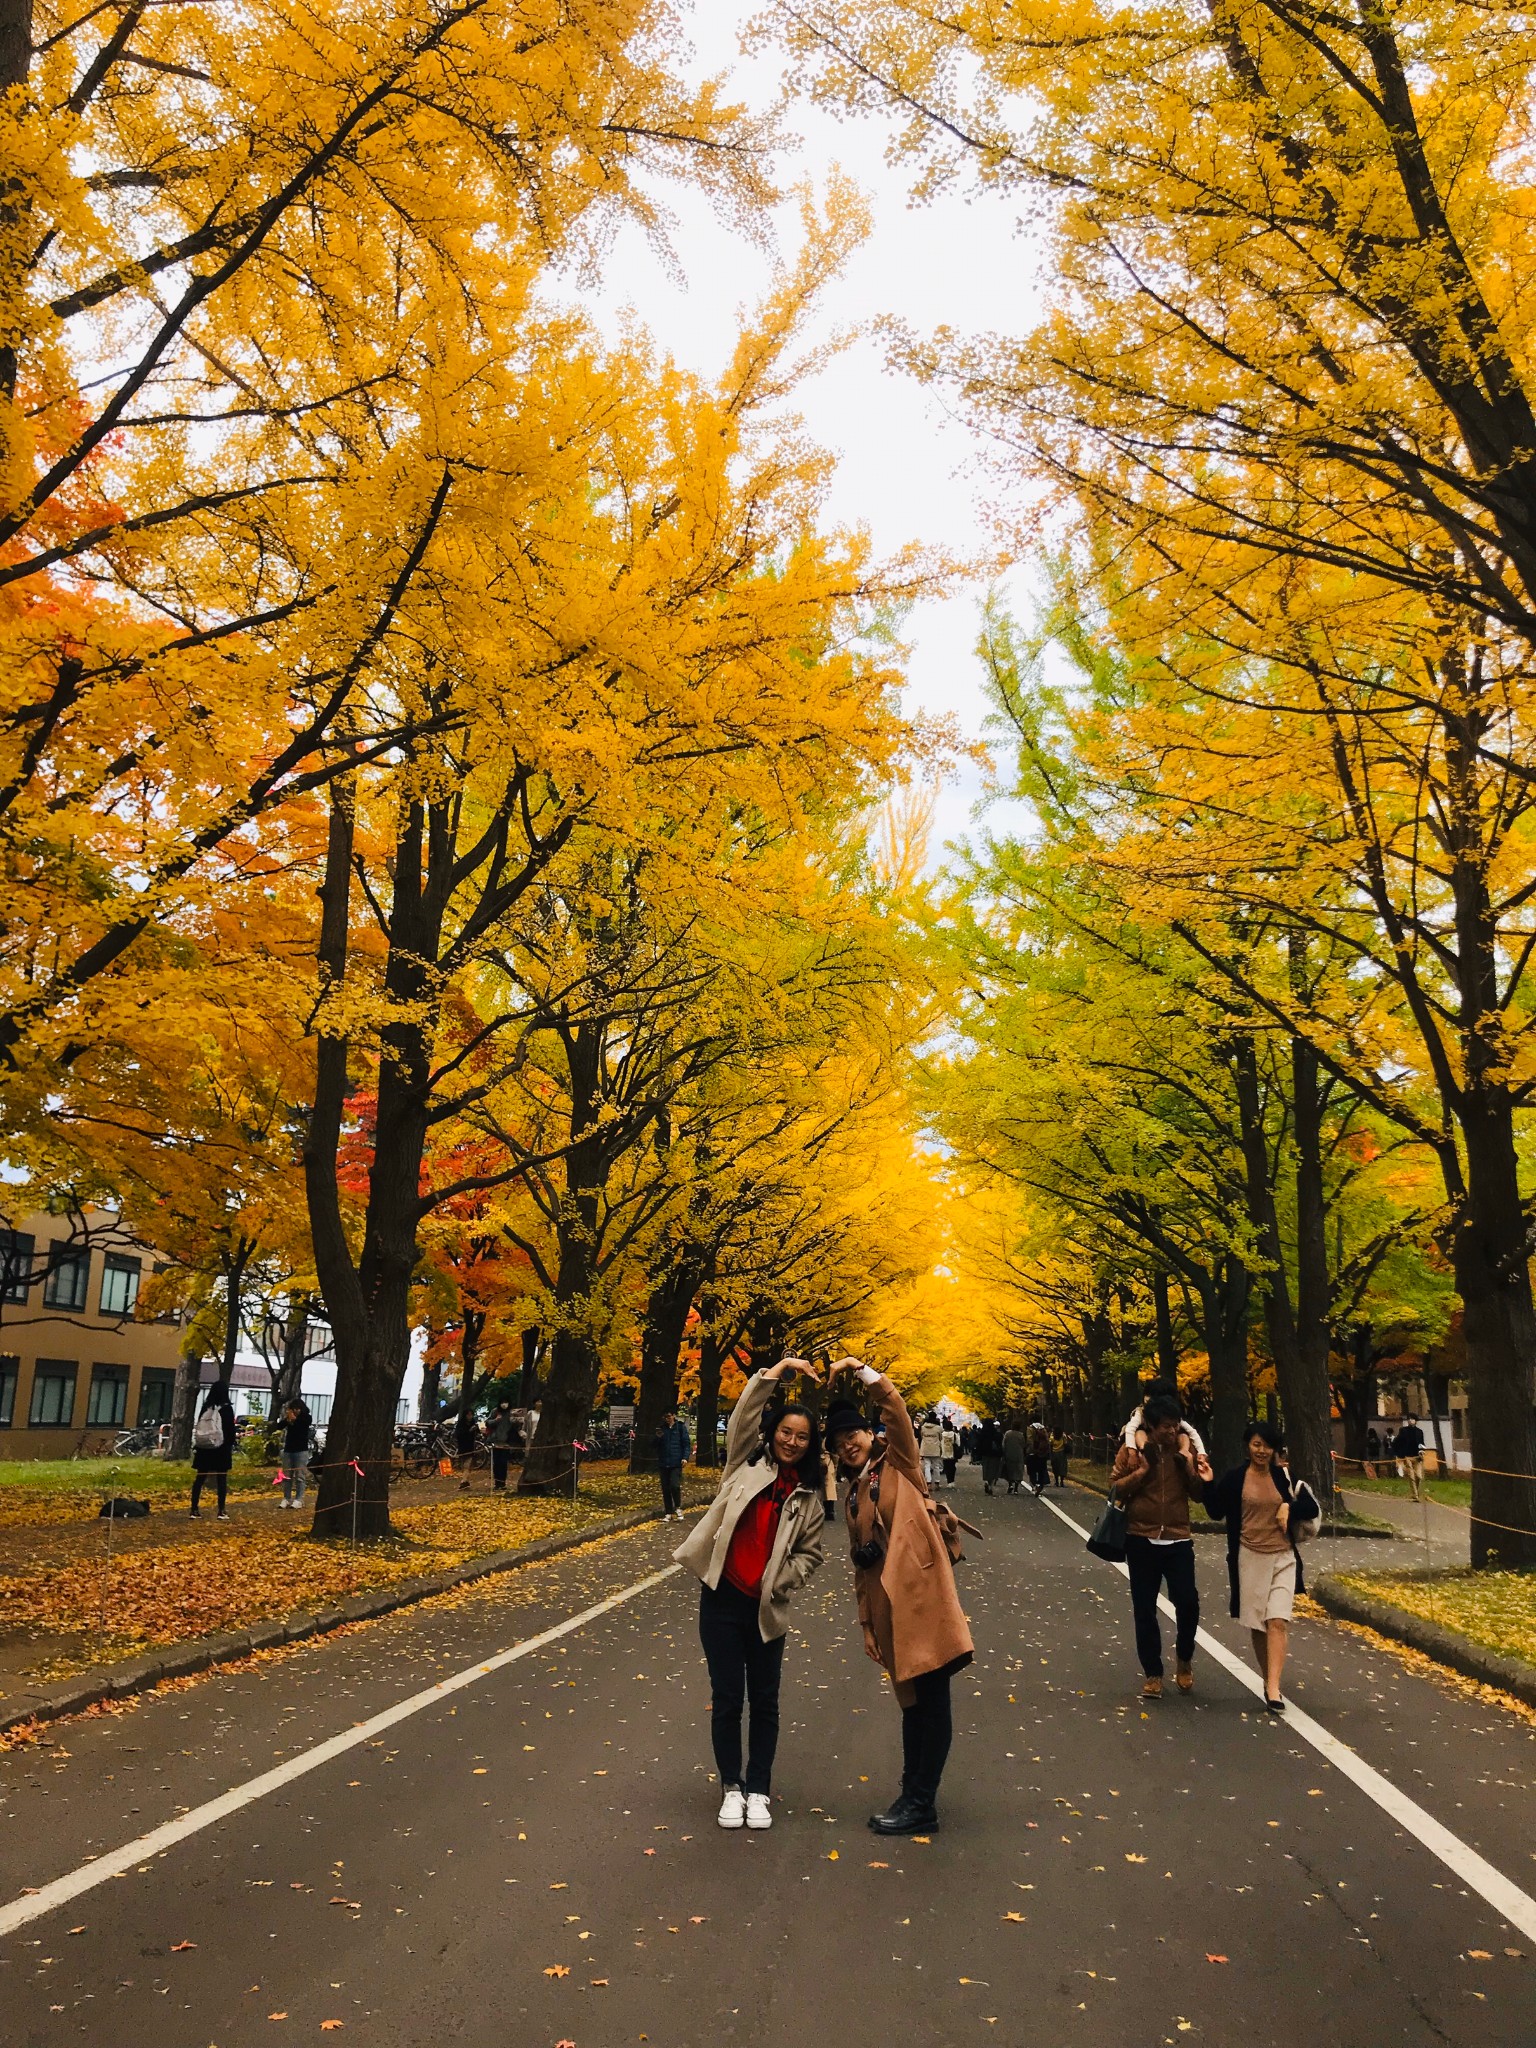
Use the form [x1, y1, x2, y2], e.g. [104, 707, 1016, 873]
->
[492, 1447, 511, 1489]
[660, 1465, 682, 1515]
[190, 1472, 227, 1514]
[698, 1581, 784, 1796]
[1027, 1456, 1049, 1491]
[901, 1668, 954, 1807]
[1126, 1535, 1199, 1676]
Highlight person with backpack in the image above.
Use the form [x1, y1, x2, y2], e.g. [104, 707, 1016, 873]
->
[825, 1361, 975, 1837]
[279, 1397, 314, 1509]
[673, 1359, 826, 1833]
[1203, 1419, 1321, 1712]
[190, 1381, 237, 1520]
[977, 1417, 1004, 1495]
[940, 1418, 958, 1488]
[918, 1411, 944, 1489]
[655, 1407, 691, 1521]
[1049, 1428, 1069, 1488]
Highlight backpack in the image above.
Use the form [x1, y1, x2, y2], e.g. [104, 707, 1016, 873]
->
[925, 1491, 981, 1565]
[192, 1405, 225, 1451]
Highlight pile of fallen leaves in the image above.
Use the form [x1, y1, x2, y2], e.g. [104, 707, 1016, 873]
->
[0, 1468, 711, 1675]
[1339, 1567, 1536, 1670]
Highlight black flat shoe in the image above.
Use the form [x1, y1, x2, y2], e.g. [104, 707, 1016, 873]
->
[1265, 1696, 1285, 1713]
[868, 1795, 939, 1836]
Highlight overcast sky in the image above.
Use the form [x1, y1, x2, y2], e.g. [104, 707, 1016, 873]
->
[571, 2, 1048, 858]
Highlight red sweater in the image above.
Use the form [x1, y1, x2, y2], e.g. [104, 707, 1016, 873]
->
[723, 1467, 798, 1597]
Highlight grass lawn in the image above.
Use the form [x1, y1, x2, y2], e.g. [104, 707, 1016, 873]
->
[1342, 1474, 1472, 1510]
[0, 1462, 710, 1697]
[0, 1456, 271, 1492]
[1338, 1567, 1536, 1671]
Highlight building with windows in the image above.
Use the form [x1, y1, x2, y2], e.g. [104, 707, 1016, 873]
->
[0, 1209, 185, 1457]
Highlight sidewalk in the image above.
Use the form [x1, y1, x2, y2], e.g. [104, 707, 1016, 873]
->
[1337, 1485, 1470, 1566]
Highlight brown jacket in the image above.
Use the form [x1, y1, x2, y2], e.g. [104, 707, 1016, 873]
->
[1110, 1440, 1201, 1540]
[846, 1374, 973, 1705]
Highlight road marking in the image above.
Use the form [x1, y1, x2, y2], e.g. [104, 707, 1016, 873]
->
[1039, 1490, 1536, 1943]
[0, 1563, 682, 1940]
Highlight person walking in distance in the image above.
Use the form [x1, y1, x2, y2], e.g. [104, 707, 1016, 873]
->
[978, 1417, 1004, 1495]
[918, 1411, 944, 1489]
[279, 1397, 313, 1510]
[825, 1362, 975, 1837]
[656, 1406, 691, 1521]
[1026, 1419, 1051, 1495]
[1204, 1420, 1321, 1711]
[1110, 1396, 1212, 1698]
[1049, 1427, 1068, 1489]
[190, 1380, 237, 1520]
[941, 1417, 959, 1489]
[488, 1399, 519, 1491]
[1001, 1418, 1026, 1495]
[1393, 1414, 1427, 1501]
[674, 1359, 825, 1832]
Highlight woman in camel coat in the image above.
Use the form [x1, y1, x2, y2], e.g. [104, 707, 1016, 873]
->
[825, 1362, 973, 1836]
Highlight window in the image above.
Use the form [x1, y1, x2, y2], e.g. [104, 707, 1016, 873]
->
[137, 1367, 176, 1425]
[29, 1360, 77, 1428]
[0, 1356, 16, 1427]
[99, 1254, 141, 1318]
[87, 1363, 129, 1427]
[0, 1230, 33, 1304]
[43, 1244, 90, 1313]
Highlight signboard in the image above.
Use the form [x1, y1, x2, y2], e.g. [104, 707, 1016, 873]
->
[608, 1405, 635, 1427]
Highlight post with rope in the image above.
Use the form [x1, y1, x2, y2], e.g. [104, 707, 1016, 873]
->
[350, 1458, 364, 1548]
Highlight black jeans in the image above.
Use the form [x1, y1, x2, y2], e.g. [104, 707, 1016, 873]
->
[1026, 1455, 1049, 1491]
[901, 1668, 954, 1808]
[492, 1447, 511, 1489]
[698, 1581, 784, 1796]
[660, 1466, 682, 1515]
[190, 1472, 227, 1514]
[1126, 1535, 1199, 1676]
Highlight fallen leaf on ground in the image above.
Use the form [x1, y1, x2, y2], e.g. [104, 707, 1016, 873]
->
[1467, 1950, 1493, 1960]
[321, 2025, 344, 2033]
[1002, 1912, 1026, 1923]
[868, 1861, 889, 1869]
[1206, 1954, 1228, 1964]
[1125, 1854, 1146, 1864]
[67, 1926, 85, 1935]
[543, 1965, 570, 1979]
[267, 2014, 287, 2022]
[171, 1940, 197, 1952]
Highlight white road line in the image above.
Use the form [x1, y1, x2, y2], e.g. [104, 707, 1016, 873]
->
[0, 1562, 682, 1941]
[1039, 1490, 1536, 1943]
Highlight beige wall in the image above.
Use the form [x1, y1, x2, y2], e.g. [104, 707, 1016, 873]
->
[0, 1209, 184, 1459]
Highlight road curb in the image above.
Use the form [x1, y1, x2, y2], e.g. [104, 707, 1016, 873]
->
[0, 1503, 670, 1741]
[1311, 1572, 1536, 1709]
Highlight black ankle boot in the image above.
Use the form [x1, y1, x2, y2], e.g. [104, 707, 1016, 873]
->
[868, 1792, 939, 1835]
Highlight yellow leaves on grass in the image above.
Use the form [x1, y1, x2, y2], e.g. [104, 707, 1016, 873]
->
[1340, 1570, 1536, 1673]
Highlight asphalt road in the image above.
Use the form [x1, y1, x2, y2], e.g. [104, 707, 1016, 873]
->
[1, 1471, 1533, 2048]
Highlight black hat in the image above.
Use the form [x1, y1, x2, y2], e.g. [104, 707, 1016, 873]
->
[824, 1401, 868, 1445]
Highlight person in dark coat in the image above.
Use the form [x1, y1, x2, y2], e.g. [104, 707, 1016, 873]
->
[190, 1381, 237, 1520]
[1001, 1421, 1026, 1494]
[977, 1417, 1004, 1494]
[655, 1409, 691, 1520]
[280, 1397, 313, 1509]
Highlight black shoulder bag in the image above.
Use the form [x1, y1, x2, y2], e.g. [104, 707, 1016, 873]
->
[1085, 1487, 1128, 1562]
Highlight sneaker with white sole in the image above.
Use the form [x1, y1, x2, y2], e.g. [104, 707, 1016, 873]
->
[717, 1784, 746, 1829]
[744, 1793, 772, 1830]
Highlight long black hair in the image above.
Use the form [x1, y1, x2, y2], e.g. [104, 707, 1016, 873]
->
[752, 1399, 823, 1492]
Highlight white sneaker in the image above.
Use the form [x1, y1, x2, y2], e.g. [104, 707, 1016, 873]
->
[717, 1784, 746, 1830]
[745, 1793, 772, 1831]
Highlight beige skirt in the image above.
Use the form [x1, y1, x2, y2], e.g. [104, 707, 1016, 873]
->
[1238, 1545, 1296, 1630]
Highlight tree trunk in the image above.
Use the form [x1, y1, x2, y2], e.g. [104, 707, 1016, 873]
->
[519, 1325, 541, 1407]
[519, 1324, 598, 1497]
[694, 1317, 725, 1468]
[629, 1255, 700, 1474]
[1201, 1257, 1252, 1474]
[166, 1348, 202, 1461]
[1152, 1269, 1177, 1379]
[1448, 1099, 1536, 1566]
[417, 1357, 441, 1424]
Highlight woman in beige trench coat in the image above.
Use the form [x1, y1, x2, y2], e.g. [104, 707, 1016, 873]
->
[825, 1360, 973, 1836]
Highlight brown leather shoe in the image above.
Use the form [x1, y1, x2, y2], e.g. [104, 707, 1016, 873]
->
[1175, 1661, 1194, 1693]
[1142, 1676, 1163, 1700]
